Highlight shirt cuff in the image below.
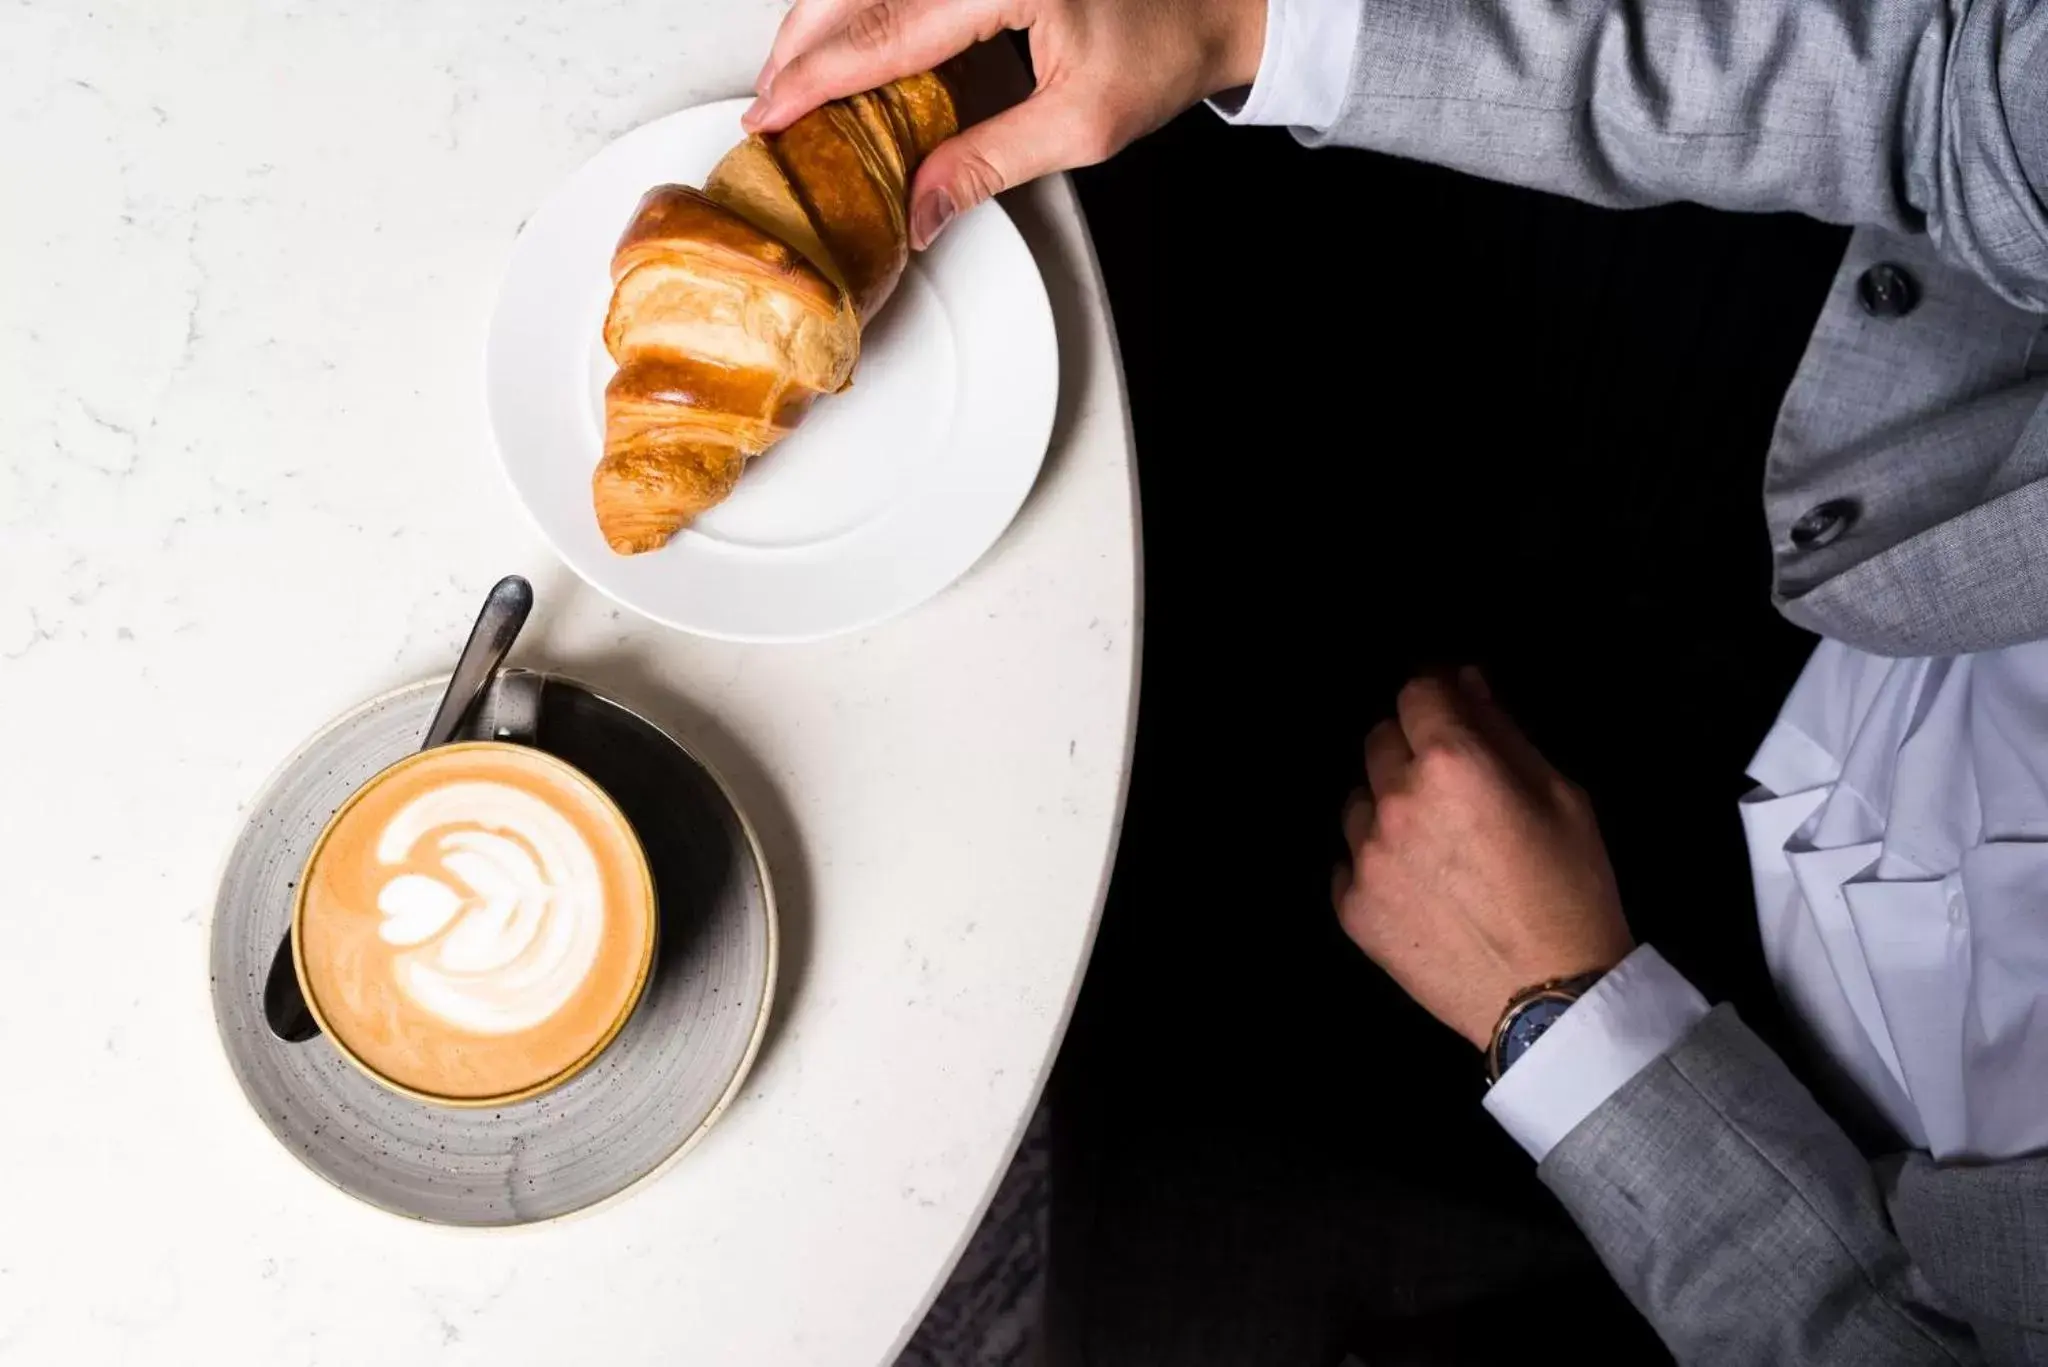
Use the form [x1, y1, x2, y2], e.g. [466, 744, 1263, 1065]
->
[1482, 945, 1711, 1162]
[1206, 0, 1362, 132]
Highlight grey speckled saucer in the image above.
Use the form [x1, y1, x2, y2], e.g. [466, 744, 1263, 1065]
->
[210, 670, 776, 1226]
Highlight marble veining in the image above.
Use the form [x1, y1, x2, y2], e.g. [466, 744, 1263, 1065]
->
[0, 2, 1135, 1363]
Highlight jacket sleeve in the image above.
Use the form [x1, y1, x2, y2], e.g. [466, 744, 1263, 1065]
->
[1304, 0, 2048, 308]
[1539, 1005, 1985, 1364]
[1887, 1151, 2048, 1365]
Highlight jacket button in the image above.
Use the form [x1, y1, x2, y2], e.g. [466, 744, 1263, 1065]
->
[1791, 499, 1858, 550]
[1856, 263, 1920, 318]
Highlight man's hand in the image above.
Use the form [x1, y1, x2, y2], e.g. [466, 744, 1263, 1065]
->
[744, 0, 1268, 249]
[1332, 670, 1634, 1050]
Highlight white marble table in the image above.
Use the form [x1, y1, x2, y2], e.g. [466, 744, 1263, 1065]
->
[0, 4, 1137, 1362]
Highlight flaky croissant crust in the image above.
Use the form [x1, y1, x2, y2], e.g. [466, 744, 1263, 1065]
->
[594, 72, 957, 555]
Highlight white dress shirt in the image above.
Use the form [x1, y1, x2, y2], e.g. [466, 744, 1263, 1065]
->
[1207, 0, 1360, 132]
[1491, 639, 2048, 1165]
[1478, 642, 2048, 1165]
[1218, 7, 2048, 1167]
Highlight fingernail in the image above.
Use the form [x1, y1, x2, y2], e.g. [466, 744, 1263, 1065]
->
[753, 58, 776, 95]
[1459, 666, 1491, 700]
[741, 96, 770, 131]
[911, 189, 957, 250]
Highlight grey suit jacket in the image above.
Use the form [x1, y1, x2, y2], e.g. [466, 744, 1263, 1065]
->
[1306, 0, 2048, 656]
[1299, 0, 2048, 1359]
[1545, 1008, 2047, 1364]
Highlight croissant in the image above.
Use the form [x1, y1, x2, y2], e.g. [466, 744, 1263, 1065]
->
[595, 72, 958, 555]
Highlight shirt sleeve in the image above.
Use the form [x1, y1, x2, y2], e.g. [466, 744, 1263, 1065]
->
[1206, 0, 1363, 132]
[1482, 945, 1711, 1162]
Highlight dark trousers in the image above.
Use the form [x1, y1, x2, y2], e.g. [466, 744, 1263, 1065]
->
[1047, 110, 1849, 1365]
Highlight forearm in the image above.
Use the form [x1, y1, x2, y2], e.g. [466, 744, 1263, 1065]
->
[1284, 0, 2048, 307]
[1323, 669, 1996, 1358]
[1539, 1005, 1978, 1365]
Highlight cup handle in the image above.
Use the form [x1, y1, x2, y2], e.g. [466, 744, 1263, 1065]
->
[484, 668, 544, 746]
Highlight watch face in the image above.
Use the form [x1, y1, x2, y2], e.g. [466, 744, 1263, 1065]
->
[1501, 997, 1574, 1074]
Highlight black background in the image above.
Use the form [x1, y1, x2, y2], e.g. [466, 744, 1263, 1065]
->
[1043, 105, 1849, 1364]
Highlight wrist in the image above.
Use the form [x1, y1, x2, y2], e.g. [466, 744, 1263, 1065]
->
[1479, 948, 1713, 1161]
[1485, 968, 1609, 1082]
[1209, 0, 1268, 95]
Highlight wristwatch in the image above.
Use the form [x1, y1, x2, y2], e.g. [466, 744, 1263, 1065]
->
[1485, 969, 1608, 1083]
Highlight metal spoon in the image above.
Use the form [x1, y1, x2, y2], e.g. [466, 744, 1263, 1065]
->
[261, 574, 535, 1042]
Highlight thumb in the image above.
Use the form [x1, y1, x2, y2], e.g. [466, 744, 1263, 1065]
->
[908, 90, 1107, 248]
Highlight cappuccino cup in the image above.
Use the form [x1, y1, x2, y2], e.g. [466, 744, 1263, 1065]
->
[292, 738, 656, 1106]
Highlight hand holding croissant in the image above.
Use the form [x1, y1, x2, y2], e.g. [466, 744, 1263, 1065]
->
[747, 0, 1268, 248]
[595, 72, 956, 554]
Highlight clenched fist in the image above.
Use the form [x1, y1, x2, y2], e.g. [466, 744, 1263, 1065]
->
[1332, 670, 1635, 1050]
[744, 0, 1269, 248]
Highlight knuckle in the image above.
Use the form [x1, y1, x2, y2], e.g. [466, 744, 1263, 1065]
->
[772, 52, 819, 101]
[1398, 675, 1455, 715]
[1412, 739, 1476, 789]
[1396, 677, 1437, 709]
[1553, 774, 1593, 815]
[1372, 790, 1417, 838]
[843, 0, 897, 52]
[952, 147, 1008, 204]
[1335, 887, 1376, 943]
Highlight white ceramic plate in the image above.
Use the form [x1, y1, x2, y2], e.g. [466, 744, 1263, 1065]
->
[486, 98, 1059, 643]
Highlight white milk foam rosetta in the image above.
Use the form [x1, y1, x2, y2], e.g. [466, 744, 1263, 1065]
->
[370, 780, 608, 1035]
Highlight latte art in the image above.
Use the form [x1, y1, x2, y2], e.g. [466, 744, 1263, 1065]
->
[296, 743, 655, 1104]
[372, 781, 607, 1036]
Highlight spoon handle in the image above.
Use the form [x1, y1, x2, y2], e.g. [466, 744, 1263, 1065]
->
[262, 573, 535, 1044]
[421, 575, 533, 750]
